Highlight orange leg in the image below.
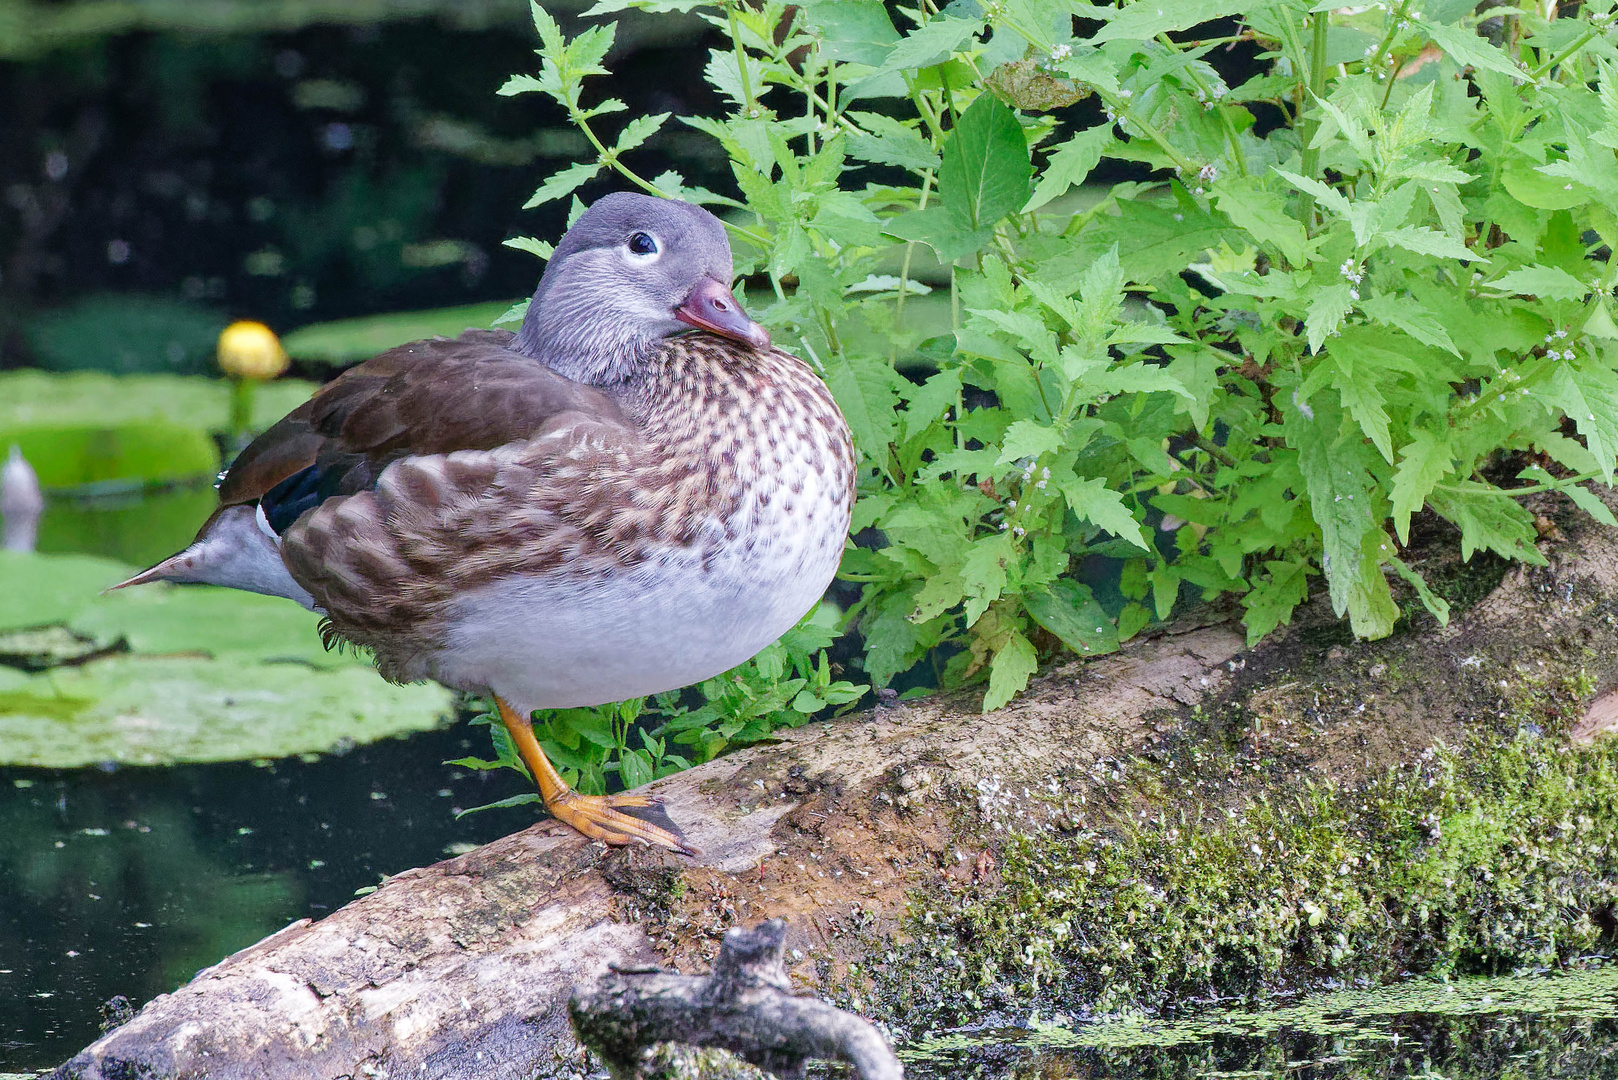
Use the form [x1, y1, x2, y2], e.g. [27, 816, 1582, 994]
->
[495, 697, 698, 856]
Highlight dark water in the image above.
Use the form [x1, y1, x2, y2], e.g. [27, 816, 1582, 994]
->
[0, 720, 540, 1072]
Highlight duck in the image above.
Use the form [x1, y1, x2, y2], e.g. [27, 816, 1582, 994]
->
[114, 193, 857, 856]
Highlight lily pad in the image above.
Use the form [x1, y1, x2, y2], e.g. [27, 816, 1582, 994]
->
[0, 420, 219, 490]
[69, 580, 364, 669]
[280, 300, 518, 365]
[0, 551, 456, 765]
[0, 370, 317, 433]
[24, 293, 228, 376]
[0, 655, 454, 767]
[36, 483, 220, 568]
[0, 551, 134, 632]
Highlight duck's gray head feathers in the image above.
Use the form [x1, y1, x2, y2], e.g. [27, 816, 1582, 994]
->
[515, 192, 767, 384]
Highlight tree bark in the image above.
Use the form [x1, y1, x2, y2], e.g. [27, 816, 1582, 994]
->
[54, 495, 1618, 1080]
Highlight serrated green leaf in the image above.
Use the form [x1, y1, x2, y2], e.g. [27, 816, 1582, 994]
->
[1503, 158, 1589, 210]
[997, 419, 1064, 464]
[982, 631, 1038, 712]
[1381, 226, 1480, 262]
[1358, 291, 1460, 357]
[620, 748, 655, 789]
[847, 126, 941, 171]
[1024, 579, 1120, 657]
[497, 74, 547, 97]
[1274, 167, 1351, 218]
[1491, 264, 1590, 301]
[1214, 176, 1313, 266]
[522, 161, 602, 209]
[612, 112, 669, 154]
[1344, 528, 1400, 640]
[824, 352, 904, 455]
[1091, 0, 1247, 42]
[1420, 19, 1527, 80]
[885, 205, 993, 262]
[1241, 559, 1310, 645]
[1083, 363, 1191, 399]
[961, 534, 1013, 626]
[1389, 553, 1450, 625]
[1058, 473, 1150, 550]
[502, 236, 554, 261]
[1429, 483, 1548, 564]
[1305, 283, 1356, 353]
[1532, 360, 1618, 480]
[1331, 359, 1393, 463]
[1390, 427, 1455, 543]
[899, 368, 962, 441]
[1293, 400, 1376, 618]
[1565, 483, 1618, 527]
[1025, 124, 1113, 212]
[872, 14, 982, 77]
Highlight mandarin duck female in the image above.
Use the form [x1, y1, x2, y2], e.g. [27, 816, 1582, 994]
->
[115, 193, 856, 856]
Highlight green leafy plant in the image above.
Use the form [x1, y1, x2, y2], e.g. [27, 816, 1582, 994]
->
[450, 608, 864, 807]
[493, 0, 1618, 723]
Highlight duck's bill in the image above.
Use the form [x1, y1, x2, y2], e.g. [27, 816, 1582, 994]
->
[676, 277, 771, 351]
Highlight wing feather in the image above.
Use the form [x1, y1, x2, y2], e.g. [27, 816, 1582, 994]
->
[215, 329, 629, 518]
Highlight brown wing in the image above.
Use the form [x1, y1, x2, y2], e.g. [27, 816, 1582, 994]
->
[215, 329, 629, 528]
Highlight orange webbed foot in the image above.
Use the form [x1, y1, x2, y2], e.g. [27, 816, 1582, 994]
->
[545, 788, 700, 856]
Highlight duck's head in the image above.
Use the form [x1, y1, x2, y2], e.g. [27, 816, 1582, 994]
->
[515, 192, 770, 384]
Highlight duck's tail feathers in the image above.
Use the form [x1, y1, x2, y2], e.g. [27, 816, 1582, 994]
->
[106, 504, 318, 609]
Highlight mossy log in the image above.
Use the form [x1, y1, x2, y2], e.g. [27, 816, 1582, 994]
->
[55, 494, 1618, 1080]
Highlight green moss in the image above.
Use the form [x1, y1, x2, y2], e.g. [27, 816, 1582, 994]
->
[880, 731, 1618, 1028]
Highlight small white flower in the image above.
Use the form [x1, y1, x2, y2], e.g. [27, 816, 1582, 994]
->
[1008, 500, 1017, 509]
[1040, 467, 1050, 479]
[1349, 288, 1360, 301]
[1035, 479, 1047, 489]
[1565, 350, 1577, 361]
[1556, 328, 1568, 338]
[1013, 526, 1026, 537]
[1547, 349, 1562, 361]
[1198, 163, 1219, 182]
[1048, 43, 1072, 64]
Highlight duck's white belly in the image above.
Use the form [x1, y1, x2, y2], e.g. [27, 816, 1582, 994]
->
[430, 488, 845, 711]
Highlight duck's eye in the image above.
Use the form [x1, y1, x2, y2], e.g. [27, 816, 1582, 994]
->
[627, 232, 658, 256]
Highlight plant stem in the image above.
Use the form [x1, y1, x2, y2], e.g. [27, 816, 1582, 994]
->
[892, 170, 935, 363]
[1155, 32, 1247, 176]
[1298, 9, 1331, 228]
[1527, 19, 1604, 80]
[726, 2, 759, 115]
[1098, 90, 1200, 175]
[1363, 0, 1413, 84]
[1435, 469, 1604, 497]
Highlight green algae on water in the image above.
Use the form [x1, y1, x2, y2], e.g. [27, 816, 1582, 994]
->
[900, 967, 1618, 1079]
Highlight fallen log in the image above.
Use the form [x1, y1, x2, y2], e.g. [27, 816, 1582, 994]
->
[54, 493, 1618, 1079]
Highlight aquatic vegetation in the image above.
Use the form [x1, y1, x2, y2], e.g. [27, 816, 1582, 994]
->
[278, 301, 518, 366]
[0, 552, 454, 766]
[904, 966, 1618, 1079]
[0, 370, 315, 437]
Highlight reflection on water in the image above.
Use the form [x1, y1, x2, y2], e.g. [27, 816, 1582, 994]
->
[33, 484, 216, 569]
[901, 968, 1618, 1079]
[0, 722, 535, 1071]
